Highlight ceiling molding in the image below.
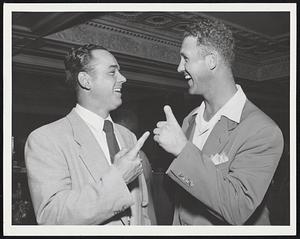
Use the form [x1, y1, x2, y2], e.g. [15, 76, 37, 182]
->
[46, 23, 180, 65]
[45, 22, 289, 81]
[88, 20, 181, 47]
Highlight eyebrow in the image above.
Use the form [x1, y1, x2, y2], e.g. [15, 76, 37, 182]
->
[109, 64, 120, 70]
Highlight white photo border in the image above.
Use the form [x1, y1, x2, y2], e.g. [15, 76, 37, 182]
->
[3, 3, 297, 236]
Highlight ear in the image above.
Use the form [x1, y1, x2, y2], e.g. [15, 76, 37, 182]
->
[205, 52, 217, 70]
[77, 72, 91, 90]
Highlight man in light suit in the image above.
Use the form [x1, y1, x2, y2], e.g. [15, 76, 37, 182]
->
[153, 18, 284, 225]
[25, 44, 151, 225]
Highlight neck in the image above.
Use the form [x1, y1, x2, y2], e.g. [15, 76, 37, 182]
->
[203, 69, 237, 121]
[77, 96, 109, 119]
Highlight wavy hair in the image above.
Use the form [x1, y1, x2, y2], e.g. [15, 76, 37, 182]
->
[184, 18, 235, 67]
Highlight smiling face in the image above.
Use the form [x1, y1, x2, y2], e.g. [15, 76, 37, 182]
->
[86, 49, 126, 115]
[177, 36, 212, 96]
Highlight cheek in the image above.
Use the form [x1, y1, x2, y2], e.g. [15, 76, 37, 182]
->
[100, 78, 114, 90]
[185, 62, 197, 76]
[105, 76, 117, 87]
[192, 61, 207, 76]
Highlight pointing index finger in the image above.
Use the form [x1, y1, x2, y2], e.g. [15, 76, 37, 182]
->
[130, 131, 150, 156]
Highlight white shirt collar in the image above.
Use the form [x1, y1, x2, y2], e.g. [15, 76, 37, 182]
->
[74, 103, 113, 132]
[219, 84, 247, 123]
[195, 84, 247, 124]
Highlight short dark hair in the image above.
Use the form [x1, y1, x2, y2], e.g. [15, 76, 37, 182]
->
[64, 44, 107, 90]
[184, 18, 235, 66]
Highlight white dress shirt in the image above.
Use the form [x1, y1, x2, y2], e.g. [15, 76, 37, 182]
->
[75, 104, 119, 165]
[192, 84, 247, 150]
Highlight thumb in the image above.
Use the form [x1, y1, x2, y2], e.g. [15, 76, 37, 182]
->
[164, 105, 178, 124]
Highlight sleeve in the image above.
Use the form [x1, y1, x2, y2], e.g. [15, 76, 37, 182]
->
[25, 130, 134, 225]
[166, 125, 284, 225]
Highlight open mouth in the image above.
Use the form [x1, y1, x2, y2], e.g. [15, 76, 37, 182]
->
[184, 73, 192, 81]
[184, 73, 193, 88]
[113, 86, 122, 94]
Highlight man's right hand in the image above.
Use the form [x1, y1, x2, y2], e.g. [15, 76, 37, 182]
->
[114, 131, 150, 184]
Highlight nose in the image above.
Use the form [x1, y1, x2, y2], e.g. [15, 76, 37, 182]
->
[177, 58, 184, 73]
[118, 72, 127, 83]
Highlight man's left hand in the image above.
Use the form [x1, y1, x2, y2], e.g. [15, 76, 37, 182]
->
[153, 105, 188, 156]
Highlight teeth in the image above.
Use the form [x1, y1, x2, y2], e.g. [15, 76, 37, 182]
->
[114, 88, 121, 92]
[185, 75, 191, 80]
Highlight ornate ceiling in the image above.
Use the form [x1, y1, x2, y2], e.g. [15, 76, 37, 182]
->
[12, 11, 290, 82]
[94, 11, 289, 61]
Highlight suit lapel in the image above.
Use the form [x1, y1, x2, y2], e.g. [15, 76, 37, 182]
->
[203, 99, 252, 156]
[66, 109, 110, 182]
[114, 125, 128, 150]
[67, 111, 140, 225]
[184, 105, 240, 157]
[202, 116, 238, 156]
[185, 114, 197, 140]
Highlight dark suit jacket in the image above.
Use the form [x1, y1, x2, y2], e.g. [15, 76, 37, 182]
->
[166, 99, 284, 225]
[25, 109, 150, 225]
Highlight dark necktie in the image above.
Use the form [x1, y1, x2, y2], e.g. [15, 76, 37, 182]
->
[103, 120, 120, 164]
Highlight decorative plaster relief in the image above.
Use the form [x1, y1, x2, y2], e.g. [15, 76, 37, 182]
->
[45, 22, 289, 82]
[47, 23, 180, 65]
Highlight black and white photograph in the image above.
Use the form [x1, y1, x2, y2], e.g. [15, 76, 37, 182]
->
[3, 2, 296, 236]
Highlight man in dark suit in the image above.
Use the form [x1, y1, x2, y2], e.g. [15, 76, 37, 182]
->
[153, 18, 284, 225]
[25, 44, 151, 225]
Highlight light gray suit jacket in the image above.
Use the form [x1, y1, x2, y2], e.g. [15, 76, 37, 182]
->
[166, 99, 284, 225]
[25, 109, 151, 225]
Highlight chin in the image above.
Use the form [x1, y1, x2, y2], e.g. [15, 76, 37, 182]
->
[188, 87, 197, 95]
[111, 99, 122, 110]
[188, 84, 203, 95]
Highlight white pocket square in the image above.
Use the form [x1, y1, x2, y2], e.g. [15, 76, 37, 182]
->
[210, 153, 229, 165]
